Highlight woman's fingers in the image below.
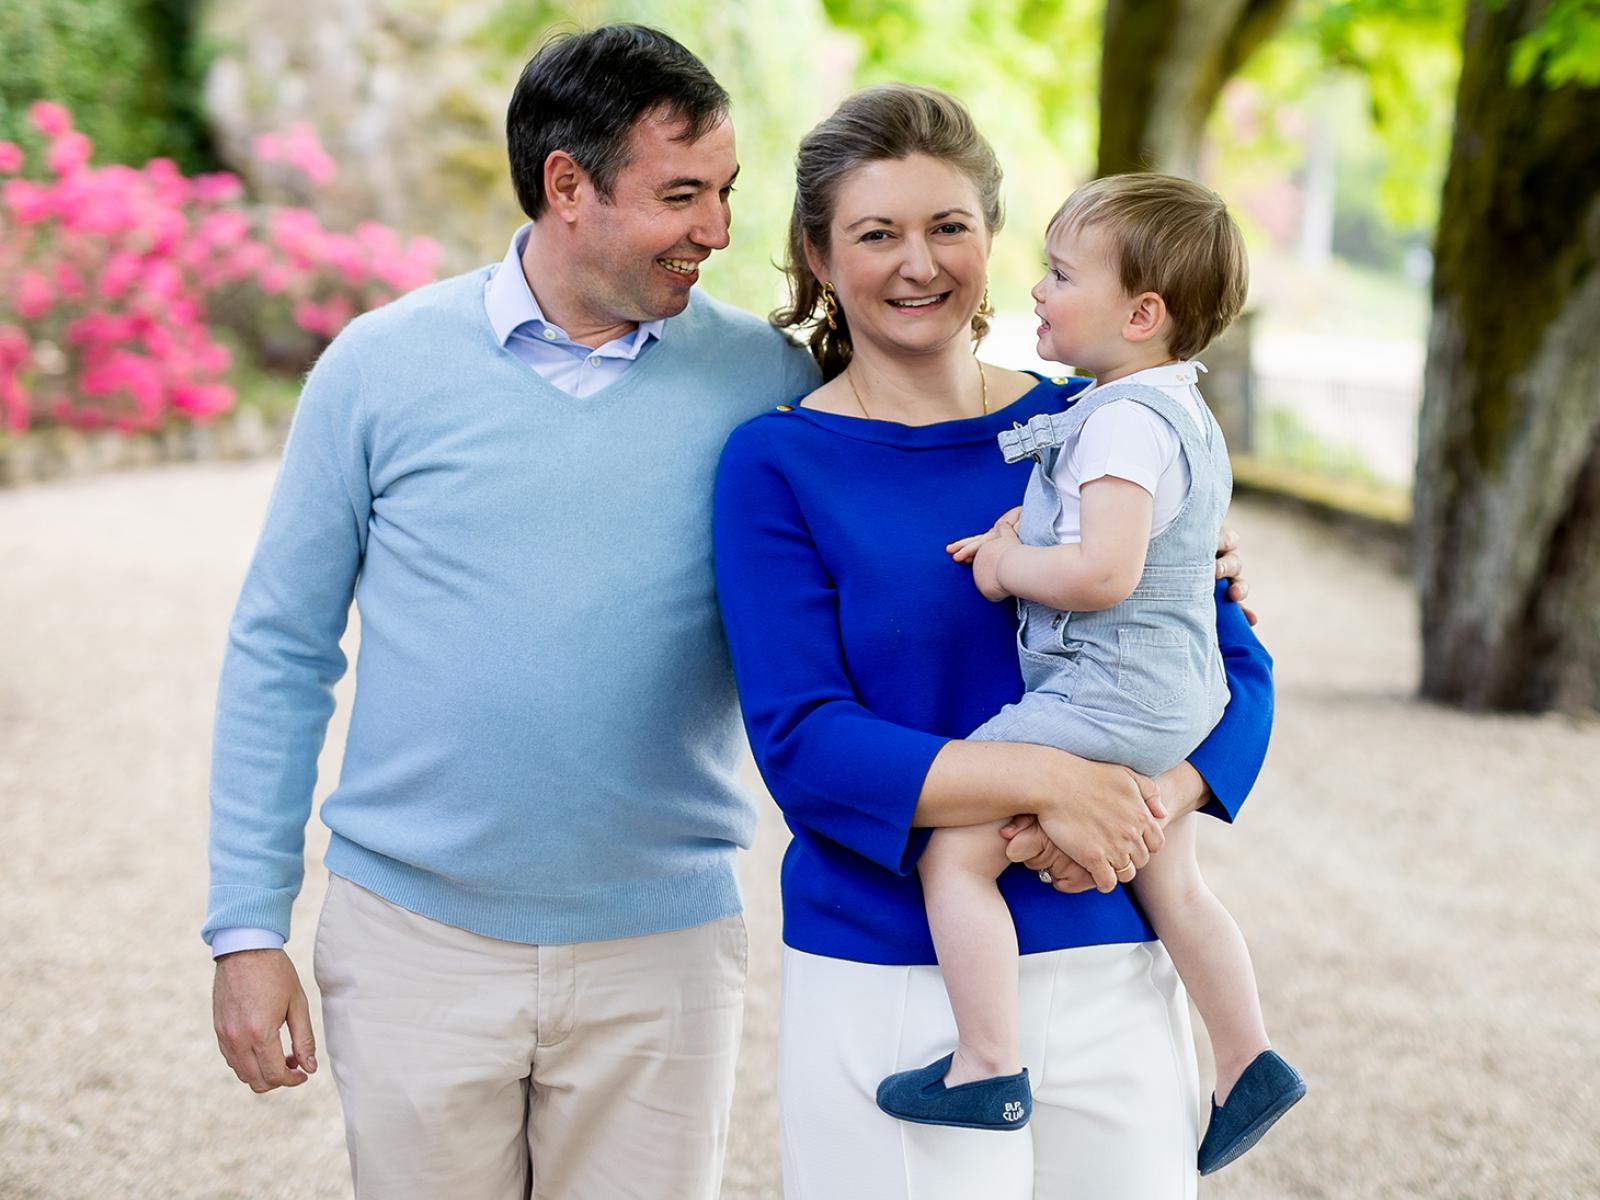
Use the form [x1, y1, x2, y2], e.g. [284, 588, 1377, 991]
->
[1087, 859, 1119, 893]
[1049, 860, 1097, 893]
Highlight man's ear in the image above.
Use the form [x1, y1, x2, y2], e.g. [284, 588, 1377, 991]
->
[543, 150, 587, 225]
[1123, 291, 1168, 345]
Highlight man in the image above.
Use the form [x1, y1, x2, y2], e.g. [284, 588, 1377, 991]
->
[206, 25, 818, 1199]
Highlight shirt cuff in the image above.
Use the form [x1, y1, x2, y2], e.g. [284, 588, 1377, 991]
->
[210, 927, 287, 959]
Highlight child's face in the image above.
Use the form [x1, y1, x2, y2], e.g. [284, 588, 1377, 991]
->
[1030, 222, 1142, 377]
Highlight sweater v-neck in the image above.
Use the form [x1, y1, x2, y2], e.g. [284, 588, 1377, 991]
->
[471, 267, 694, 414]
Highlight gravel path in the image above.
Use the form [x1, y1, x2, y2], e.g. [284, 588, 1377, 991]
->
[1, 460, 1595, 1199]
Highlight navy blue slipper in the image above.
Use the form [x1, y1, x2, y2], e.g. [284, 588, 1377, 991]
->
[1197, 1049, 1306, 1174]
[876, 1053, 1032, 1130]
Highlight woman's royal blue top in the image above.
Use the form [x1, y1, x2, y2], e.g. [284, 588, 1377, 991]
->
[712, 376, 1274, 966]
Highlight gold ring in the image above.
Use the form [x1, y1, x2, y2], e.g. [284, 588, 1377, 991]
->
[1115, 857, 1135, 874]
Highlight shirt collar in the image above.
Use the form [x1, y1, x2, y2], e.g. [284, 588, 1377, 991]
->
[484, 223, 665, 353]
[1109, 360, 1207, 389]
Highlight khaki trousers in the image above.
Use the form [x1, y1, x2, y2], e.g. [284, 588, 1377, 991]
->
[313, 875, 747, 1200]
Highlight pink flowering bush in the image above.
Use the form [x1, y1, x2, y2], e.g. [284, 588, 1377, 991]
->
[0, 102, 439, 434]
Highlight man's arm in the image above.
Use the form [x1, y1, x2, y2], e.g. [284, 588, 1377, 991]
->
[207, 334, 372, 1090]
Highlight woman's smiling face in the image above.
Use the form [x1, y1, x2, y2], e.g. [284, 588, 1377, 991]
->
[812, 154, 992, 360]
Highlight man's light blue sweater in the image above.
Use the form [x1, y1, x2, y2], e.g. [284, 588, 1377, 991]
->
[204, 269, 820, 946]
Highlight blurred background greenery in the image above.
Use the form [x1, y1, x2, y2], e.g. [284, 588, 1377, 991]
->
[0, 0, 1459, 331]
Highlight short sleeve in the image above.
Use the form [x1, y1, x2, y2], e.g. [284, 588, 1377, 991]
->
[1065, 400, 1181, 496]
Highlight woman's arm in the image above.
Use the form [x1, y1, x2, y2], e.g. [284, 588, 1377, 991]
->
[713, 422, 1162, 891]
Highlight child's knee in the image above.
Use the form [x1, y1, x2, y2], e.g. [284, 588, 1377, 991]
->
[1135, 854, 1211, 912]
[921, 823, 1009, 880]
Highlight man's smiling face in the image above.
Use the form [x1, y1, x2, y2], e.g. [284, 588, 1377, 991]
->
[571, 109, 738, 324]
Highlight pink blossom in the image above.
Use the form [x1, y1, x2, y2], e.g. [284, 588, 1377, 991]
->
[1, 370, 29, 431]
[269, 206, 327, 263]
[293, 300, 331, 337]
[1, 100, 434, 436]
[282, 122, 337, 186]
[198, 209, 251, 248]
[4, 179, 52, 224]
[98, 253, 146, 302]
[252, 132, 283, 162]
[29, 101, 73, 138]
[258, 264, 292, 295]
[55, 262, 86, 303]
[0, 325, 30, 368]
[14, 270, 56, 320]
[47, 131, 92, 176]
[192, 172, 243, 205]
[170, 381, 234, 417]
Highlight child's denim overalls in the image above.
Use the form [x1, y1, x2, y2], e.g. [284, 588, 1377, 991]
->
[969, 381, 1232, 777]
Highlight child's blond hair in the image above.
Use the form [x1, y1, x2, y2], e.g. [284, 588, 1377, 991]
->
[1049, 174, 1248, 360]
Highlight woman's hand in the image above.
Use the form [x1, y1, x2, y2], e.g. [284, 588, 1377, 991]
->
[1000, 815, 1097, 892]
[1002, 760, 1216, 891]
[1029, 758, 1166, 893]
[1215, 525, 1256, 626]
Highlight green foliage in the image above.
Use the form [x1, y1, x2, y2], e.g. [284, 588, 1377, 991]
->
[1219, 0, 1462, 237]
[818, 0, 1105, 315]
[0, 0, 214, 172]
[1507, 0, 1600, 86]
[474, 0, 839, 314]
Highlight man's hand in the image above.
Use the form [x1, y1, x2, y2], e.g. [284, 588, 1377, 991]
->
[213, 949, 318, 1093]
[1214, 525, 1257, 626]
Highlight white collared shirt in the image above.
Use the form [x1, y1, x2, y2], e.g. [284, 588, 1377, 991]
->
[483, 223, 664, 397]
[1050, 360, 1211, 544]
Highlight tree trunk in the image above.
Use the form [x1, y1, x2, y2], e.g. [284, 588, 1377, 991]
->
[1096, 0, 1293, 178]
[1414, 0, 1600, 712]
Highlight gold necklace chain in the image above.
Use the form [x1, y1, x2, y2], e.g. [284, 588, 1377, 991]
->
[846, 355, 989, 421]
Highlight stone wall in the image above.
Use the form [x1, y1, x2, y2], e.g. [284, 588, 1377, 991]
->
[199, 0, 523, 268]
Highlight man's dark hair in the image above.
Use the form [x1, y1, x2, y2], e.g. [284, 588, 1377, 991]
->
[506, 24, 730, 220]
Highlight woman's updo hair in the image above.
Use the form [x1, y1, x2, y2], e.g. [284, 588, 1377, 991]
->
[773, 84, 1005, 381]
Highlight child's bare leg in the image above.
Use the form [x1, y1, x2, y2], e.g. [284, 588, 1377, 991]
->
[1131, 813, 1270, 1102]
[919, 820, 1019, 1085]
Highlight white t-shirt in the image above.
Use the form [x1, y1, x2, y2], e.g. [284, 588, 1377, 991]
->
[1049, 361, 1211, 544]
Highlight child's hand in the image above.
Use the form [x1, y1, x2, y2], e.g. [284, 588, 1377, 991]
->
[946, 507, 1023, 564]
[971, 520, 1019, 601]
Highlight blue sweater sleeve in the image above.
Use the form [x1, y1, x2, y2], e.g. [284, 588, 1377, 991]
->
[714, 422, 949, 875]
[1190, 580, 1274, 822]
[204, 336, 371, 943]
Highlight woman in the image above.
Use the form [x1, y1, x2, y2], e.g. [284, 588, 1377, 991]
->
[712, 85, 1273, 1199]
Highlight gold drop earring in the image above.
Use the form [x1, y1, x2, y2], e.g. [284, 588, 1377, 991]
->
[820, 282, 839, 332]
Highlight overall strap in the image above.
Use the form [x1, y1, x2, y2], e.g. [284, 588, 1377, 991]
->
[996, 380, 1214, 465]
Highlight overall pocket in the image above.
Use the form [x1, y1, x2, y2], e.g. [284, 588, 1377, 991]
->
[1116, 626, 1191, 711]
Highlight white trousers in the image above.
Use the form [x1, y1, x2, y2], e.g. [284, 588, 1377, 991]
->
[778, 940, 1199, 1200]
[313, 875, 747, 1200]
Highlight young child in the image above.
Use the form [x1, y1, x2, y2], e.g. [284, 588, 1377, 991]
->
[875, 174, 1304, 1175]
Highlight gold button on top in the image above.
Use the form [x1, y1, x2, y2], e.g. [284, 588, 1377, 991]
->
[775, 403, 795, 412]
[1050, 376, 1068, 385]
